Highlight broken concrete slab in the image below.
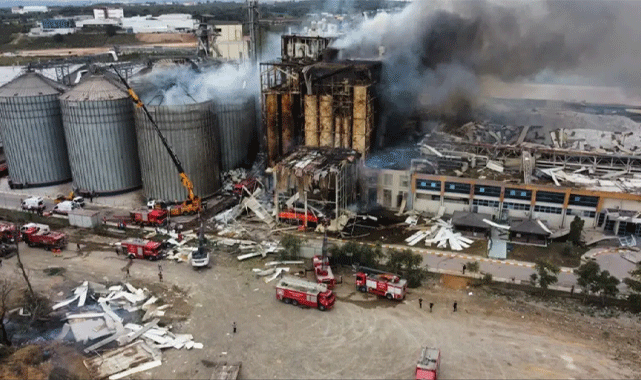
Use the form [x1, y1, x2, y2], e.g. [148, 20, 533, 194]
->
[52, 295, 80, 311]
[84, 340, 160, 380]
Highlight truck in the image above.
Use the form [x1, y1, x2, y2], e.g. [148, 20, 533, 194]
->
[415, 347, 441, 380]
[130, 209, 168, 226]
[355, 272, 407, 300]
[53, 200, 81, 215]
[278, 209, 319, 225]
[21, 196, 45, 212]
[22, 225, 67, 250]
[275, 276, 336, 311]
[0, 222, 17, 243]
[312, 255, 336, 289]
[119, 239, 163, 260]
[190, 224, 209, 268]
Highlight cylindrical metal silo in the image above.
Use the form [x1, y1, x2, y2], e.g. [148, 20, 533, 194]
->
[134, 102, 221, 201]
[215, 96, 257, 172]
[0, 71, 71, 187]
[59, 75, 141, 195]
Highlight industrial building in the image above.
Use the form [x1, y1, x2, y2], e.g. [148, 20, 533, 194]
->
[0, 71, 72, 189]
[260, 35, 382, 166]
[59, 73, 142, 196]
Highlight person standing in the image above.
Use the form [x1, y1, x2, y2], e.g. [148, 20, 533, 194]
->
[232, 322, 237, 334]
[462, 264, 467, 274]
[125, 267, 130, 279]
[453, 301, 458, 312]
[418, 298, 423, 309]
[429, 302, 434, 312]
[158, 271, 163, 282]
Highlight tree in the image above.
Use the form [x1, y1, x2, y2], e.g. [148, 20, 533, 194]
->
[386, 249, 426, 288]
[595, 270, 619, 305]
[279, 234, 303, 260]
[0, 280, 13, 346]
[568, 216, 585, 246]
[465, 261, 480, 273]
[624, 262, 641, 312]
[105, 24, 118, 37]
[575, 261, 601, 303]
[530, 260, 560, 295]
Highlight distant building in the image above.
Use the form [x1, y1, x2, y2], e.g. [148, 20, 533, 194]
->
[12, 5, 48, 14]
[93, 8, 124, 20]
[121, 14, 197, 33]
[213, 22, 249, 61]
[29, 18, 77, 37]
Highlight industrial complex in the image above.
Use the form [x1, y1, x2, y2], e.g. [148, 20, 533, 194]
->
[1, 1, 641, 380]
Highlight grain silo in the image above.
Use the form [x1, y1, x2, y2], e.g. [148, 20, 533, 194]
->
[215, 95, 257, 172]
[59, 74, 141, 195]
[0, 71, 72, 188]
[134, 101, 221, 201]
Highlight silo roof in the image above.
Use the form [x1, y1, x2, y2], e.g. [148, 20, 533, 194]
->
[0, 71, 67, 97]
[60, 74, 128, 101]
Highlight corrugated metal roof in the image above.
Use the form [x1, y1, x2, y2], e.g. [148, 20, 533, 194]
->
[60, 74, 127, 101]
[0, 71, 67, 97]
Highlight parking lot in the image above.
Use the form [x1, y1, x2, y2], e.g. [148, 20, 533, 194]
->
[2, 242, 640, 379]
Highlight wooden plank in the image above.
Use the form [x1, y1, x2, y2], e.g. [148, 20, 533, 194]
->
[304, 95, 319, 146]
[319, 95, 334, 147]
[210, 362, 242, 380]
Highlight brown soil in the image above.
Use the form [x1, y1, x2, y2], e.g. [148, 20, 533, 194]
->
[135, 33, 197, 43]
[0, 345, 51, 380]
[441, 274, 472, 290]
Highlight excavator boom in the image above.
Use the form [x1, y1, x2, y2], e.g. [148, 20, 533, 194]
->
[111, 66, 199, 208]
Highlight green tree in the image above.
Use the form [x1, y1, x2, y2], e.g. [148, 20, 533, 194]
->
[105, 24, 118, 37]
[595, 270, 619, 305]
[465, 261, 480, 273]
[575, 261, 601, 303]
[386, 249, 426, 288]
[279, 234, 303, 260]
[623, 262, 641, 312]
[530, 260, 560, 295]
[568, 216, 585, 246]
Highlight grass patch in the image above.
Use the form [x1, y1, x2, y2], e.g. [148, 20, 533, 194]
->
[43, 267, 66, 276]
[508, 241, 584, 268]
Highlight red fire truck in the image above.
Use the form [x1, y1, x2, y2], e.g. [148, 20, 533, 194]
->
[275, 276, 336, 311]
[130, 209, 168, 226]
[312, 255, 336, 289]
[278, 209, 319, 225]
[415, 347, 441, 380]
[0, 222, 17, 243]
[21, 224, 67, 250]
[356, 272, 408, 300]
[119, 239, 163, 260]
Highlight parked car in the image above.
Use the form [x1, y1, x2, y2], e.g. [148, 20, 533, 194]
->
[52, 200, 81, 215]
[21, 196, 45, 212]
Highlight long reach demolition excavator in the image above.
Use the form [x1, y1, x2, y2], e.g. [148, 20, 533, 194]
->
[112, 66, 204, 216]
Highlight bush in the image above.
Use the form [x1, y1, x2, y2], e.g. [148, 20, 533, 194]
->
[561, 243, 574, 257]
[628, 293, 641, 313]
[406, 268, 428, 288]
[465, 261, 480, 273]
[279, 234, 303, 260]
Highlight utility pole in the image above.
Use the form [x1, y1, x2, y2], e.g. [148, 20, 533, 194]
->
[246, 0, 260, 63]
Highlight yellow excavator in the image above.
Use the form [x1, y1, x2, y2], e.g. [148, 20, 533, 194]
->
[112, 66, 203, 217]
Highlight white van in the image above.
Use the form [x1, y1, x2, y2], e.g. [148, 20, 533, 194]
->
[21, 197, 45, 211]
[53, 200, 80, 215]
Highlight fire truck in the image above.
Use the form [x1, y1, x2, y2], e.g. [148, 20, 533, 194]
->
[130, 209, 168, 226]
[275, 276, 336, 311]
[0, 222, 17, 243]
[355, 272, 408, 300]
[119, 239, 163, 260]
[312, 255, 336, 289]
[278, 209, 319, 225]
[415, 347, 441, 380]
[21, 224, 67, 250]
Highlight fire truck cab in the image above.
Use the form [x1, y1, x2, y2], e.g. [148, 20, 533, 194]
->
[415, 347, 441, 380]
[120, 239, 163, 260]
[356, 272, 407, 300]
[312, 255, 336, 289]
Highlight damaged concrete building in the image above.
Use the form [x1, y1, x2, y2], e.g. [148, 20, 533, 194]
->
[273, 147, 360, 224]
[365, 117, 641, 241]
[260, 35, 381, 166]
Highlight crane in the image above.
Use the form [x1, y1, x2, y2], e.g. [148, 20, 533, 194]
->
[111, 65, 203, 216]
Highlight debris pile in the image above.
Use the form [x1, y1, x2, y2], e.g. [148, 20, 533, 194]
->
[51, 281, 200, 379]
[405, 219, 475, 251]
[221, 168, 249, 193]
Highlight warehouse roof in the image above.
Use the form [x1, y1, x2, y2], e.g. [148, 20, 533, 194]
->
[451, 211, 492, 230]
[60, 74, 127, 102]
[0, 71, 67, 97]
[509, 219, 552, 236]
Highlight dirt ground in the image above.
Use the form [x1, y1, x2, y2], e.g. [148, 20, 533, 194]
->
[1, 241, 640, 379]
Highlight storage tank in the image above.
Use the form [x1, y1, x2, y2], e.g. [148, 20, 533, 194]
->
[59, 74, 141, 195]
[0, 71, 72, 188]
[215, 95, 257, 172]
[134, 101, 221, 201]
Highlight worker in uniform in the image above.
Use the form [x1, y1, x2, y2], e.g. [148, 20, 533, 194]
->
[453, 301, 458, 312]
[462, 264, 467, 274]
[429, 302, 434, 312]
[418, 298, 423, 309]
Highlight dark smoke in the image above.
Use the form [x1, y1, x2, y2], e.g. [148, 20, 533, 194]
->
[335, 0, 641, 123]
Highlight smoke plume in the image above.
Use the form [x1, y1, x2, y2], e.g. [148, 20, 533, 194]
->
[334, 0, 641, 119]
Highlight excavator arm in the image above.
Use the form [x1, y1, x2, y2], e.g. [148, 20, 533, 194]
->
[111, 66, 199, 206]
